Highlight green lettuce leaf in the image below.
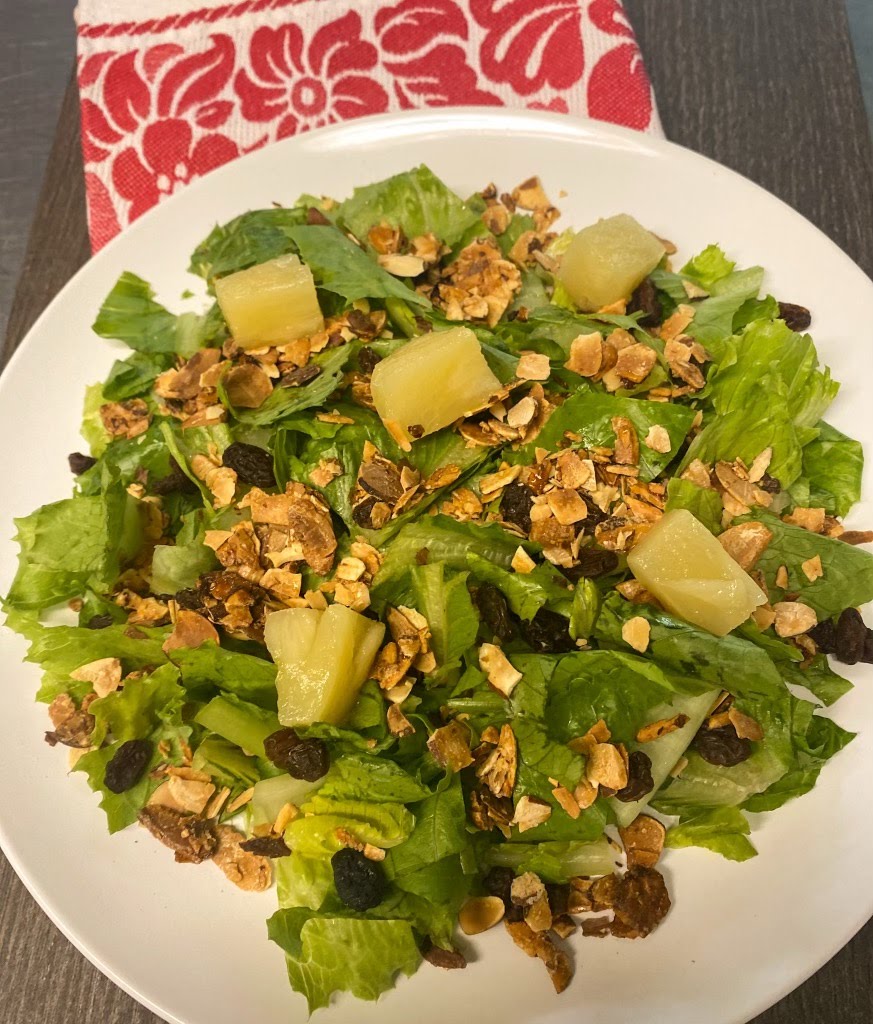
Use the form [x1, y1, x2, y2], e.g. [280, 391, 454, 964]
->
[708, 319, 838, 429]
[466, 553, 571, 621]
[792, 421, 863, 517]
[337, 165, 480, 248]
[150, 510, 217, 594]
[267, 910, 420, 1012]
[388, 775, 468, 876]
[665, 477, 723, 534]
[5, 487, 143, 611]
[744, 510, 873, 618]
[687, 267, 764, 348]
[287, 225, 431, 309]
[194, 693, 280, 755]
[74, 663, 191, 832]
[485, 837, 616, 881]
[665, 806, 757, 861]
[404, 563, 479, 669]
[103, 351, 173, 401]
[93, 273, 200, 356]
[318, 754, 430, 804]
[286, 795, 414, 858]
[511, 385, 696, 481]
[681, 244, 735, 289]
[189, 207, 304, 280]
[595, 593, 787, 701]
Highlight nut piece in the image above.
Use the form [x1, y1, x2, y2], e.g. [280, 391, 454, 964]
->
[565, 332, 603, 377]
[644, 424, 672, 454]
[479, 643, 523, 697]
[162, 610, 219, 654]
[69, 657, 122, 698]
[137, 806, 218, 864]
[586, 743, 628, 790]
[718, 521, 773, 571]
[511, 871, 547, 908]
[783, 507, 826, 533]
[476, 724, 517, 799]
[512, 546, 537, 574]
[619, 814, 666, 869]
[547, 488, 588, 525]
[427, 720, 474, 772]
[512, 795, 552, 833]
[516, 352, 551, 381]
[458, 895, 505, 935]
[728, 706, 764, 741]
[212, 825, 272, 891]
[224, 365, 273, 408]
[387, 703, 415, 737]
[612, 416, 639, 466]
[46, 692, 96, 748]
[773, 601, 818, 637]
[636, 713, 689, 744]
[621, 616, 651, 653]
[801, 554, 823, 582]
[504, 920, 572, 994]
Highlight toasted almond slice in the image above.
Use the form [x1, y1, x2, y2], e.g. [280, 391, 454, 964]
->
[511, 546, 537, 574]
[728, 707, 765, 741]
[586, 743, 628, 789]
[552, 785, 581, 819]
[801, 554, 823, 582]
[70, 657, 123, 698]
[479, 643, 523, 698]
[636, 713, 690, 743]
[513, 795, 552, 832]
[516, 351, 551, 381]
[773, 601, 817, 637]
[459, 895, 506, 935]
[718, 521, 773, 571]
[775, 565, 790, 589]
[621, 616, 651, 653]
[643, 424, 672, 454]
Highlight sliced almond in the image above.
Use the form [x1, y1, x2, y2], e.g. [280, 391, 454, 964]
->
[479, 643, 523, 698]
[552, 785, 581, 819]
[775, 565, 790, 589]
[516, 351, 551, 381]
[564, 332, 603, 377]
[586, 743, 628, 790]
[378, 253, 425, 277]
[718, 521, 773, 571]
[512, 795, 552, 833]
[70, 657, 122, 699]
[636, 713, 689, 743]
[459, 895, 506, 935]
[728, 707, 765, 741]
[801, 554, 823, 582]
[511, 546, 537, 574]
[773, 601, 817, 637]
[546, 487, 588, 525]
[643, 424, 672, 454]
[621, 616, 651, 653]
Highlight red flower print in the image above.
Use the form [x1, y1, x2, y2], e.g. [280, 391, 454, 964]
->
[384, 44, 502, 107]
[375, 0, 469, 54]
[588, 0, 634, 38]
[112, 119, 238, 220]
[235, 13, 389, 137]
[471, 0, 584, 95]
[587, 44, 652, 130]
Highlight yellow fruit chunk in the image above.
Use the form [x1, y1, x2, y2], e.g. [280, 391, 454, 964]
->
[627, 509, 765, 636]
[214, 254, 323, 349]
[370, 327, 502, 444]
[264, 605, 385, 726]
[557, 214, 665, 312]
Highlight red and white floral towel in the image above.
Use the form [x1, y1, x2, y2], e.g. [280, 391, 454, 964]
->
[75, 0, 661, 251]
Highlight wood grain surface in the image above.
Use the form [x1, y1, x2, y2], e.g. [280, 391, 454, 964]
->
[2, 1, 873, 1021]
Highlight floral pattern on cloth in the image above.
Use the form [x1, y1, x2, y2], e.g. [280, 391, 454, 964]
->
[76, 0, 661, 250]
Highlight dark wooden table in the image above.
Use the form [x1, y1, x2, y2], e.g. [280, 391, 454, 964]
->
[3, 1, 873, 1021]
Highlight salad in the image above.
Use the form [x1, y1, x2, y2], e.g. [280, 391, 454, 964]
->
[5, 164, 873, 1011]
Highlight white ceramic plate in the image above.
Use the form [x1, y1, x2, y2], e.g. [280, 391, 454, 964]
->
[1, 109, 872, 1024]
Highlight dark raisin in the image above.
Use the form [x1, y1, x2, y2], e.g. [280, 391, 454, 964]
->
[562, 548, 619, 581]
[68, 452, 97, 475]
[331, 847, 386, 911]
[615, 751, 655, 802]
[239, 835, 291, 858]
[520, 608, 575, 653]
[415, 548, 430, 565]
[421, 940, 467, 970]
[347, 309, 377, 338]
[306, 206, 331, 225]
[358, 346, 382, 374]
[352, 495, 378, 527]
[835, 607, 868, 665]
[264, 728, 330, 781]
[546, 883, 570, 917]
[777, 302, 812, 332]
[500, 482, 534, 533]
[174, 588, 202, 611]
[151, 457, 199, 496]
[482, 865, 521, 919]
[693, 726, 752, 767]
[628, 277, 662, 327]
[808, 618, 838, 654]
[473, 584, 515, 643]
[408, 424, 425, 439]
[222, 442, 276, 488]
[280, 364, 322, 388]
[757, 473, 782, 494]
[863, 631, 873, 665]
[104, 739, 152, 794]
[86, 613, 114, 630]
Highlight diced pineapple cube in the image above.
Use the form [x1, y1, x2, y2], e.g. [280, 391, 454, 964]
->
[557, 213, 665, 312]
[626, 509, 765, 636]
[370, 326, 502, 444]
[214, 253, 324, 349]
[264, 605, 385, 726]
